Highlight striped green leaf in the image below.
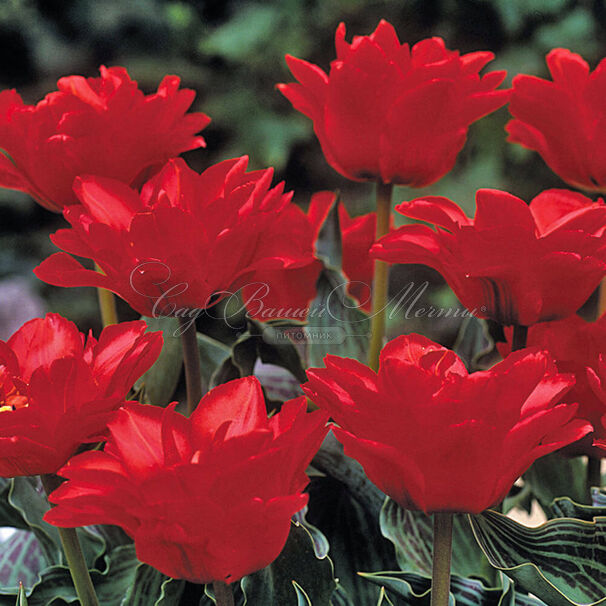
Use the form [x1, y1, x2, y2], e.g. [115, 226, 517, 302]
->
[0, 545, 139, 606]
[380, 499, 490, 581]
[119, 563, 185, 606]
[360, 570, 544, 605]
[0, 531, 45, 590]
[469, 510, 606, 606]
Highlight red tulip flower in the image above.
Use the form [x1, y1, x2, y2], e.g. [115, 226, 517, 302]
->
[34, 157, 317, 317]
[302, 334, 591, 514]
[508, 49, 606, 192]
[242, 191, 379, 319]
[278, 20, 509, 186]
[371, 188, 606, 326]
[0, 66, 210, 211]
[44, 377, 328, 584]
[0, 314, 162, 477]
[499, 314, 606, 454]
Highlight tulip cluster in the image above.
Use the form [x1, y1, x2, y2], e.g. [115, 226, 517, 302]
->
[1, 17, 606, 606]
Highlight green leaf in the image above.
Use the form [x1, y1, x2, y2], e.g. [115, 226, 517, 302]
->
[469, 509, 606, 605]
[452, 316, 496, 372]
[241, 521, 337, 605]
[92, 525, 132, 550]
[306, 268, 370, 368]
[250, 319, 307, 384]
[376, 586, 395, 606]
[0, 479, 105, 591]
[360, 570, 544, 605]
[379, 499, 491, 582]
[293, 581, 313, 606]
[314, 194, 342, 270]
[200, 585, 216, 605]
[120, 563, 185, 605]
[136, 316, 183, 406]
[0, 545, 139, 606]
[0, 531, 46, 590]
[8, 478, 62, 565]
[535, 7, 598, 58]
[197, 332, 231, 387]
[524, 453, 588, 511]
[309, 433, 397, 604]
[550, 496, 606, 521]
[360, 571, 435, 603]
[293, 508, 330, 559]
[0, 478, 29, 530]
[212, 318, 307, 388]
[246, 112, 309, 169]
[155, 576, 186, 605]
[137, 316, 232, 405]
[199, 4, 277, 62]
[494, 0, 568, 34]
[359, 570, 451, 604]
[379, 499, 432, 575]
[330, 584, 355, 606]
[212, 332, 256, 386]
[15, 584, 26, 606]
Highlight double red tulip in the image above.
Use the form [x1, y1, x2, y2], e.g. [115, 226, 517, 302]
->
[242, 191, 379, 319]
[0, 66, 210, 211]
[303, 334, 591, 514]
[371, 188, 606, 326]
[45, 377, 328, 584]
[0, 314, 162, 477]
[35, 157, 317, 317]
[508, 49, 606, 192]
[500, 314, 606, 454]
[279, 20, 508, 186]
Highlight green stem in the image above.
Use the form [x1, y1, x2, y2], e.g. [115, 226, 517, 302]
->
[94, 263, 118, 327]
[499, 322, 527, 513]
[511, 324, 528, 352]
[430, 512, 453, 606]
[367, 181, 393, 372]
[213, 581, 234, 606]
[178, 317, 203, 415]
[587, 456, 602, 497]
[40, 474, 100, 606]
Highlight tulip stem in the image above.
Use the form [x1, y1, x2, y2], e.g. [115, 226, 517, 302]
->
[368, 181, 393, 371]
[40, 474, 100, 606]
[213, 581, 234, 606]
[511, 324, 528, 352]
[430, 512, 453, 606]
[178, 317, 203, 415]
[94, 263, 118, 326]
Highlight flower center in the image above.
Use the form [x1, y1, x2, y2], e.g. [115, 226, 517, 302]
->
[0, 389, 28, 413]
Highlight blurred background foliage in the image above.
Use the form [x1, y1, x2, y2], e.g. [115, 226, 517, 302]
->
[2, 0, 605, 342]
